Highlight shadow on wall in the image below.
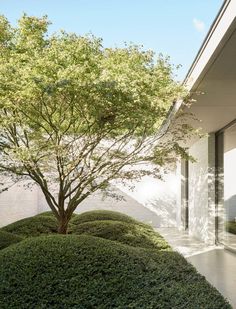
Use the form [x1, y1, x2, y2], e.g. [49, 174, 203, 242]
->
[188, 159, 216, 245]
[114, 173, 178, 228]
[189, 162, 208, 241]
[38, 166, 178, 229]
[0, 177, 177, 229]
[144, 196, 177, 228]
[0, 181, 169, 229]
[74, 186, 170, 228]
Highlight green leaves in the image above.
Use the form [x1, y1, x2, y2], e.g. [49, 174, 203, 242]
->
[17, 13, 50, 49]
[0, 234, 230, 308]
[0, 14, 184, 139]
[0, 15, 12, 47]
[0, 14, 193, 219]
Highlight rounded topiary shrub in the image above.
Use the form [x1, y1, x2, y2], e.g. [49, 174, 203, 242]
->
[2, 215, 58, 237]
[36, 211, 55, 217]
[226, 221, 236, 235]
[0, 235, 230, 309]
[36, 211, 78, 220]
[71, 210, 138, 225]
[0, 230, 23, 250]
[71, 219, 170, 250]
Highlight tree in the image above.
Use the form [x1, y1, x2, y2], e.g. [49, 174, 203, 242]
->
[0, 15, 192, 233]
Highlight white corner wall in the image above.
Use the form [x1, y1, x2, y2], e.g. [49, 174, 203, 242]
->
[0, 182, 39, 227]
[0, 167, 179, 228]
[188, 134, 216, 244]
[114, 168, 179, 228]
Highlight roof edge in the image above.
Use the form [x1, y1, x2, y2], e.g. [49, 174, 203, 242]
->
[160, 0, 232, 134]
[184, 0, 230, 86]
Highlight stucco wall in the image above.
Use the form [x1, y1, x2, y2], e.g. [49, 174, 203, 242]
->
[0, 182, 39, 227]
[0, 170, 178, 228]
[188, 134, 216, 244]
[176, 160, 188, 231]
[114, 169, 178, 228]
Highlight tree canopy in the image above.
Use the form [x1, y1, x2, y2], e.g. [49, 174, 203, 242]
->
[0, 14, 192, 233]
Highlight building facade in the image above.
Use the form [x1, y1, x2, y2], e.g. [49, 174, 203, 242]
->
[176, 0, 236, 251]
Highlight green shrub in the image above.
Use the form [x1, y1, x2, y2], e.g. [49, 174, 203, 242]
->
[0, 230, 23, 250]
[71, 210, 138, 225]
[36, 211, 55, 217]
[2, 215, 58, 237]
[0, 235, 230, 309]
[71, 219, 170, 250]
[36, 211, 78, 219]
[226, 221, 236, 234]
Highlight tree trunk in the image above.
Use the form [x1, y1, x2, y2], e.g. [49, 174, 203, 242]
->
[57, 218, 69, 234]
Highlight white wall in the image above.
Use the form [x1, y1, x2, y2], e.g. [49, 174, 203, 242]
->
[114, 168, 179, 228]
[0, 169, 178, 228]
[0, 182, 39, 227]
[188, 135, 216, 244]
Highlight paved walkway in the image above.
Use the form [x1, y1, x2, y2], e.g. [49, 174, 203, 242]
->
[156, 227, 217, 258]
[157, 228, 236, 308]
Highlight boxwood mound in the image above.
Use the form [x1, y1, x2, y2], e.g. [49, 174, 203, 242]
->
[226, 221, 236, 235]
[0, 230, 23, 250]
[71, 219, 170, 250]
[36, 211, 56, 217]
[1, 210, 165, 250]
[2, 215, 58, 237]
[0, 209, 169, 251]
[0, 235, 230, 309]
[70, 209, 138, 225]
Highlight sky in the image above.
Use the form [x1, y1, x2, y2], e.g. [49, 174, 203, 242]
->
[0, 0, 224, 81]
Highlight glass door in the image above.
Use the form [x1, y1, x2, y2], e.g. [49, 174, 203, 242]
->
[217, 122, 236, 249]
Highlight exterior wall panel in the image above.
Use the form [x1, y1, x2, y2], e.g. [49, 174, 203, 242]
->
[0, 171, 178, 228]
[188, 135, 216, 244]
[0, 182, 39, 227]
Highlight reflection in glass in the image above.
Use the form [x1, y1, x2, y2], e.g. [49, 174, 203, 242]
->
[223, 123, 236, 249]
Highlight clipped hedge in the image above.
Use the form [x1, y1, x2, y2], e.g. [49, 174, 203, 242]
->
[0, 210, 168, 251]
[2, 215, 58, 237]
[0, 210, 141, 242]
[0, 235, 231, 309]
[36, 211, 55, 217]
[0, 230, 23, 250]
[36, 211, 78, 220]
[71, 219, 170, 250]
[226, 221, 236, 235]
[71, 209, 138, 225]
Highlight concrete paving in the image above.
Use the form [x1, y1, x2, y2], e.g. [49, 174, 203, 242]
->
[188, 249, 236, 308]
[156, 227, 217, 258]
[157, 227, 236, 308]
